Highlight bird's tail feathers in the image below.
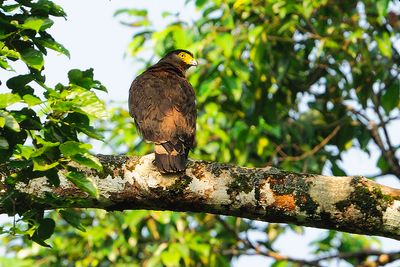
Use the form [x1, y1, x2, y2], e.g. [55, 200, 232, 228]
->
[154, 142, 188, 173]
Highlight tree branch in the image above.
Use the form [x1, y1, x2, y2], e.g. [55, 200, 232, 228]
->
[1, 154, 399, 240]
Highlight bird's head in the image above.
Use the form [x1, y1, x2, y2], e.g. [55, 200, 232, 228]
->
[161, 49, 198, 70]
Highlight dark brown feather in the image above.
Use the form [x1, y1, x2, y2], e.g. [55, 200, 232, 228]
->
[128, 51, 196, 173]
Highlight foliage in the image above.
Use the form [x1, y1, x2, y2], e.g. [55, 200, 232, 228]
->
[0, 0, 399, 266]
[0, 0, 106, 247]
[112, 0, 400, 176]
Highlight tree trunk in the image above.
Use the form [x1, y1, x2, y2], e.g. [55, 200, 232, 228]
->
[1, 154, 399, 240]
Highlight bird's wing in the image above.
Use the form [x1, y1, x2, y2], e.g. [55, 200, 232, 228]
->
[129, 70, 196, 147]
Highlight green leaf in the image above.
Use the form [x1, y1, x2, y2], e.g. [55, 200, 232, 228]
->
[0, 93, 21, 109]
[60, 141, 91, 156]
[31, 235, 51, 248]
[36, 218, 55, 240]
[0, 257, 36, 267]
[30, 137, 59, 157]
[35, 0, 66, 17]
[195, 0, 208, 8]
[381, 82, 399, 113]
[64, 112, 104, 140]
[15, 145, 35, 159]
[63, 87, 108, 119]
[68, 69, 107, 91]
[22, 94, 42, 107]
[32, 157, 59, 171]
[128, 35, 146, 56]
[376, 0, 390, 19]
[271, 261, 289, 267]
[0, 110, 20, 132]
[59, 209, 86, 232]
[0, 57, 12, 70]
[215, 33, 234, 58]
[374, 32, 392, 58]
[6, 74, 34, 90]
[114, 9, 148, 17]
[188, 242, 210, 257]
[0, 117, 5, 128]
[71, 154, 102, 172]
[0, 41, 21, 59]
[20, 18, 44, 32]
[0, 4, 21, 12]
[377, 154, 390, 173]
[331, 161, 347, 176]
[21, 48, 44, 71]
[66, 171, 98, 198]
[0, 137, 9, 150]
[161, 246, 181, 267]
[34, 37, 70, 58]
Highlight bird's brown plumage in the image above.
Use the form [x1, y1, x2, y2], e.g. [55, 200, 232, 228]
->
[128, 50, 197, 173]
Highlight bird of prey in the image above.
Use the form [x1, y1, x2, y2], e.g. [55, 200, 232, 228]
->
[128, 49, 197, 173]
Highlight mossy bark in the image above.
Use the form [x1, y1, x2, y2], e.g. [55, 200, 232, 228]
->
[1, 154, 399, 240]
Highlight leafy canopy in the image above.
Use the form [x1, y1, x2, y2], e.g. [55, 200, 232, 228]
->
[1, 0, 399, 266]
[0, 0, 106, 247]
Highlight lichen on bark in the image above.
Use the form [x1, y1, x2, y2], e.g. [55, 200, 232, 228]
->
[1, 153, 399, 240]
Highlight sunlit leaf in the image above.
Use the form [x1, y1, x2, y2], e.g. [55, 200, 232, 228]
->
[0, 137, 9, 150]
[20, 18, 44, 32]
[66, 171, 98, 198]
[59, 141, 91, 156]
[59, 209, 86, 232]
[0, 41, 21, 59]
[34, 37, 70, 58]
[22, 94, 42, 107]
[32, 157, 59, 171]
[374, 32, 392, 58]
[0, 93, 21, 108]
[71, 154, 102, 172]
[0, 110, 20, 132]
[21, 48, 44, 70]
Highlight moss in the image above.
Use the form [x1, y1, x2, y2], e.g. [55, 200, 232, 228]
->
[337, 178, 393, 230]
[296, 193, 319, 214]
[372, 187, 394, 204]
[204, 161, 232, 177]
[168, 174, 193, 196]
[350, 176, 362, 186]
[146, 174, 193, 202]
[228, 169, 255, 194]
[334, 179, 397, 232]
[352, 185, 382, 218]
[96, 155, 135, 179]
[336, 199, 351, 211]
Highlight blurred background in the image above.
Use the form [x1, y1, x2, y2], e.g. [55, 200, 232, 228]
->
[1, 0, 400, 266]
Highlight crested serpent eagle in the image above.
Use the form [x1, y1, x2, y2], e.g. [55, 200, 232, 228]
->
[128, 50, 197, 173]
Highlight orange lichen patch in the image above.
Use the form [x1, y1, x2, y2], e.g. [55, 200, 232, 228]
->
[272, 194, 296, 211]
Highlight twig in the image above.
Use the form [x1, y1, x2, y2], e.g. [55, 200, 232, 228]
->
[311, 249, 400, 266]
[216, 216, 322, 266]
[279, 125, 341, 162]
[347, 105, 400, 178]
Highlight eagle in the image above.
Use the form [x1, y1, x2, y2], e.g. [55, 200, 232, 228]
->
[128, 49, 197, 173]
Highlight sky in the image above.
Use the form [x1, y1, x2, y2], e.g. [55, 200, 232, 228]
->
[0, 0, 400, 266]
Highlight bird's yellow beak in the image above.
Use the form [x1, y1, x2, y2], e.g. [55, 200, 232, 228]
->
[189, 59, 198, 66]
